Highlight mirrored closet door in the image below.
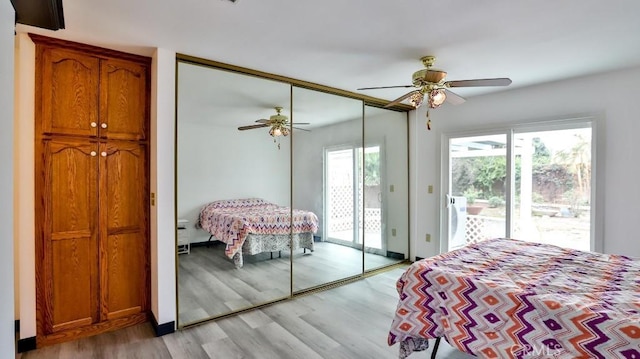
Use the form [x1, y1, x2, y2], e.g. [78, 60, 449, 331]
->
[176, 61, 292, 326]
[175, 56, 411, 328]
[291, 86, 364, 292]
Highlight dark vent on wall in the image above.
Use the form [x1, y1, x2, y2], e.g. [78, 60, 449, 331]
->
[11, 0, 65, 30]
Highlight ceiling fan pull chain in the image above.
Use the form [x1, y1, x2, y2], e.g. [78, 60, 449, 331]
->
[426, 110, 432, 131]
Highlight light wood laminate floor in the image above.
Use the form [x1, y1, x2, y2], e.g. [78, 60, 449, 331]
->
[18, 268, 473, 359]
[179, 241, 399, 325]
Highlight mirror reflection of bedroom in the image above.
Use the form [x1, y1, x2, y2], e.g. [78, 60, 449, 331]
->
[176, 59, 409, 326]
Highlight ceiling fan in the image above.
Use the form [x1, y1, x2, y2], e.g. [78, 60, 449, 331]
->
[238, 107, 310, 148]
[358, 56, 512, 116]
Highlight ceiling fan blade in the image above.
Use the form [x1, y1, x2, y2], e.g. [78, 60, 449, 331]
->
[384, 90, 420, 108]
[255, 119, 269, 123]
[444, 89, 466, 105]
[445, 78, 512, 88]
[291, 122, 310, 125]
[238, 124, 269, 131]
[293, 127, 311, 132]
[357, 85, 413, 90]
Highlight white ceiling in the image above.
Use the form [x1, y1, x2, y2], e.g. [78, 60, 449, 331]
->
[177, 62, 365, 129]
[18, 0, 640, 103]
[177, 62, 292, 126]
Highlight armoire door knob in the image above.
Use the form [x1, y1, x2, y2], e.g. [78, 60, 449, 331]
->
[101, 123, 107, 129]
[90, 122, 97, 128]
[90, 151, 97, 157]
[101, 152, 107, 157]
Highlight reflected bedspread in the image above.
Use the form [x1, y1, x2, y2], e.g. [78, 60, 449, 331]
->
[199, 198, 318, 265]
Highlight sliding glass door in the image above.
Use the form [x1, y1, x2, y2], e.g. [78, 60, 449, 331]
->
[512, 128, 592, 251]
[444, 121, 594, 252]
[362, 145, 384, 254]
[325, 146, 361, 247]
[325, 144, 385, 252]
[447, 134, 507, 251]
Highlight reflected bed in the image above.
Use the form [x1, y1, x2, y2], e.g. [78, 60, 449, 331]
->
[198, 198, 318, 268]
[388, 238, 640, 358]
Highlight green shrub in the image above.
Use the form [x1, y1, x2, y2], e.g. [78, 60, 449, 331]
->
[463, 187, 480, 204]
[488, 196, 504, 208]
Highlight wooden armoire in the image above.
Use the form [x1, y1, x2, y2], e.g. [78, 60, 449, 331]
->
[32, 34, 151, 346]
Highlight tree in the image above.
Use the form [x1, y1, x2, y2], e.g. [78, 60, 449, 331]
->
[532, 137, 551, 165]
[474, 156, 506, 197]
[364, 151, 380, 186]
[554, 133, 591, 202]
[451, 137, 553, 200]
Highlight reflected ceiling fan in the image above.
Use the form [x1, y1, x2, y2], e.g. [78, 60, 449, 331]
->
[238, 107, 310, 149]
[357, 56, 511, 129]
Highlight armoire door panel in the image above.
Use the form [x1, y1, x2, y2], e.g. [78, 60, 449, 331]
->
[50, 237, 95, 332]
[39, 47, 99, 137]
[104, 233, 145, 320]
[101, 142, 146, 229]
[41, 139, 99, 332]
[99, 142, 148, 320]
[100, 59, 148, 141]
[47, 141, 97, 235]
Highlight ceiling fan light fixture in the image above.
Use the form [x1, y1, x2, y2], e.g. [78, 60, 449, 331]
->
[269, 126, 282, 137]
[239, 106, 305, 149]
[409, 92, 424, 108]
[428, 89, 446, 108]
[269, 124, 291, 137]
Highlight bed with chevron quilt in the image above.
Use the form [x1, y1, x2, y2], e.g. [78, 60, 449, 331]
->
[388, 238, 640, 358]
[198, 198, 318, 268]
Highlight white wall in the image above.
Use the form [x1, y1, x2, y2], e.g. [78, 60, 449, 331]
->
[177, 121, 290, 243]
[14, 33, 36, 341]
[1, 3, 15, 357]
[290, 127, 322, 221]
[411, 66, 640, 259]
[150, 48, 177, 327]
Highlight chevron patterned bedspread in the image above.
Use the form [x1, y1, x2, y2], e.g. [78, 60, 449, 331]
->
[199, 198, 318, 260]
[388, 238, 640, 358]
